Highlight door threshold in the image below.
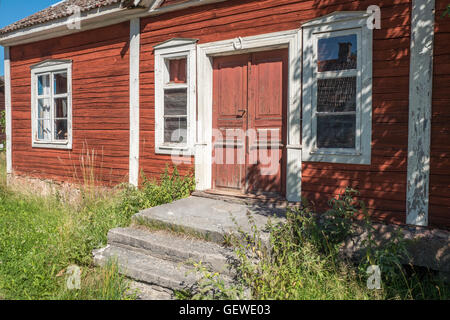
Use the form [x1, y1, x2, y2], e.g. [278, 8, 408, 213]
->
[192, 190, 301, 210]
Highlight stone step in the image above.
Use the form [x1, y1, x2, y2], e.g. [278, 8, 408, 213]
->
[107, 227, 237, 275]
[133, 196, 282, 245]
[93, 244, 204, 292]
[128, 281, 174, 300]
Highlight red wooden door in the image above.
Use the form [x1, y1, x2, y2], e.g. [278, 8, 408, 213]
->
[247, 49, 288, 195]
[212, 49, 288, 196]
[212, 54, 249, 192]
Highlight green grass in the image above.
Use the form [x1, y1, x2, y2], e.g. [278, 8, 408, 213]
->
[0, 153, 195, 300]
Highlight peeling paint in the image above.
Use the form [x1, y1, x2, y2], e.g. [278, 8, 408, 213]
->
[406, 0, 435, 227]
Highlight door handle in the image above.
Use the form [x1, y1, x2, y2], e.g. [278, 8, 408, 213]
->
[237, 109, 246, 118]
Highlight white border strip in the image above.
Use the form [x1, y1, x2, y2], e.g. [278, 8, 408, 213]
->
[129, 18, 140, 186]
[4, 47, 12, 174]
[406, 0, 436, 226]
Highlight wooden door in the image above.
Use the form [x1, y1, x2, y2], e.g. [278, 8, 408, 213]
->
[247, 49, 288, 195]
[212, 49, 288, 196]
[212, 54, 249, 192]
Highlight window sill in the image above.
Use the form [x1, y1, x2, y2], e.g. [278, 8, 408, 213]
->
[32, 141, 72, 150]
[310, 149, 361, 156]
[155, 144, 194, 156]
[303, 148, 370, 165]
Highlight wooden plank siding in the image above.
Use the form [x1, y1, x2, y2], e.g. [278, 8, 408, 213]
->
[10, 22, 131, 186]
[429, 0, 450, 228]
[139, 0, 413, 225]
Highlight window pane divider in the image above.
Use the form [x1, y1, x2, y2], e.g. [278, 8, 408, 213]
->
[163, 83, 188, 90]
[53, 93, 68, 99]
[316, 111, 356, 116]
[163, 115, 187, 118]
[316, 70, 358, 79]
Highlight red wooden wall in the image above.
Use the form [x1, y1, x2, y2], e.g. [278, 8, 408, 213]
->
[429, 0, 450, 228]
[139, 0, 413, 225]
[10, 22, 130, 185]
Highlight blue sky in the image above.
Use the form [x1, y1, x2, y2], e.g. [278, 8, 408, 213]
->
[318, 34, 357, 61]
[0, 0, 60, 75]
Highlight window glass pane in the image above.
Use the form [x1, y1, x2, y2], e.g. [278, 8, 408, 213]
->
[164, 117, 187, 144]
[54, 98, 68, 118]
[317, 77, 356, 112]
[318, 34, 357, 72]
[168, 58, 187, 84]
[38, 74, 50, 96]
[54, 72, 68, 94]
[164, 88, 187, 116]
[38, 98, 51, 119]
[54, 119, 68, 140]
[38, 119, 51, 141]
[317, 114, 355, 148]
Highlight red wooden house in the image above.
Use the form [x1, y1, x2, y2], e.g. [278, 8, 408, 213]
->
[0, 0, 449, 230]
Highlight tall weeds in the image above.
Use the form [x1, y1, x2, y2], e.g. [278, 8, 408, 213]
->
[0, 153, 195, 300]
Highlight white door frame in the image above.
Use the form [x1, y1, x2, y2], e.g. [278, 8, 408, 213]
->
[195, 29, 302, 201]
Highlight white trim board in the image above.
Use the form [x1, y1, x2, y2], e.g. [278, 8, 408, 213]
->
[129, 18, 141, 187]
[406, 0, 436, 226]
[196, 29, 302, 201]
[4, 47, 12, 174]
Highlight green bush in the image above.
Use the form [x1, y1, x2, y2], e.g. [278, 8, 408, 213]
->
[114, 166, 195, 217]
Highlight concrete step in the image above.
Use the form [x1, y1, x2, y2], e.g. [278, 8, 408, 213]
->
[93, 244, 204, 291]
[133, 196, 283, 245]
[108, 227, 237, 275]
[128, 281, 174, 300]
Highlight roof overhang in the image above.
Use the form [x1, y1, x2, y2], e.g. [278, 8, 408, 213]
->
[0, 0, 227, 47]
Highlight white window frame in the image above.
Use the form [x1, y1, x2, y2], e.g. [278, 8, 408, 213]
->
[31, 59, 72, 149]
[302, 12, 373, 164]
[154, 38, 197, 156]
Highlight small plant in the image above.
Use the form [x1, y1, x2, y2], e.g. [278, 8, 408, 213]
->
[443, 4, 450, 17]
[318, 188, 363, 251]
[189, 262, 246, 300]
[360, 219, 410, 286]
